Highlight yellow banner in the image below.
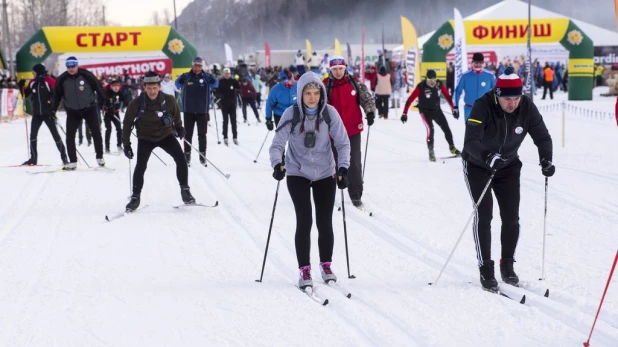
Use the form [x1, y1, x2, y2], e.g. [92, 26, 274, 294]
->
[42, 26, 171, 52]
[421, 62, 447, 79]
[568, 59, 594, 76]
[334, 38, 342, 56]
[400, 16, 421, 87]
[305, 39, 312, 67]
[458, 18, 570, 45]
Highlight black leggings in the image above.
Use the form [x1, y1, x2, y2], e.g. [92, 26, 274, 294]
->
[183, 112, 208, 153]
[376, 95, 390, 118]
[287, 175, 337, 267]
[30, 115, 67, 162]
[420, 109, 454, 150]
[104, 113, 122, 149]
[66, 107, 103, 162]
[133, 135, 188, 194]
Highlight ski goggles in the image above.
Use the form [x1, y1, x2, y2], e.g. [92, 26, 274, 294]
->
[65, 61, 78, 68]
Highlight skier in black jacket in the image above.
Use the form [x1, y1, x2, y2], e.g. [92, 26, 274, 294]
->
[104, 79, 131, 153]
[462, 66, 554, 292]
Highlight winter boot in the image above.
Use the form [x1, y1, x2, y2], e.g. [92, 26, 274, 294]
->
[126, 193, 140, 212]
[351, 199, 363, 208]
[298, 265, 313, 289]
[63, 162, 77, 170]
[500, 258, 520, 287]
[320, 262, 337, 283]
[233, 138, 239, 145]
[97, 158, 105, 167]
[449, 146, 462, 157]
[199, 152, 207, 167]
[22, 158, 37, 166]
[428, 149, 436, 162]
[185, 152, 191, 167]
[479, 260, 499, 292]
[224, 138, 229, 146]
[180, 185, 196, 204]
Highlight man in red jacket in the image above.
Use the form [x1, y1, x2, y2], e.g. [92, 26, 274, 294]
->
[324, 56, 376, 208]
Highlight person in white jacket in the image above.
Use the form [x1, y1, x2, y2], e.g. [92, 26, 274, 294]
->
[160, 73, 177, 97]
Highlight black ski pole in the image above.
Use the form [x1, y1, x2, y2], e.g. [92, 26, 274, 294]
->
[183, 138, 231, 179]
[129, 158, 132, 196]
[56, 121, 90, 168]
[362, 125, 370, 179]
[340, 189, 356, 279]
[540, 176, 549, 280]
[253, 131, 270, 163]
[213, 100, 221, 144]
[255, 180, 281, 283]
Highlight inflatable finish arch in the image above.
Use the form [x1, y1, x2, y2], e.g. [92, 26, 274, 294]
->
[16, 26, 198, 81]
[421, 18, 594, 100]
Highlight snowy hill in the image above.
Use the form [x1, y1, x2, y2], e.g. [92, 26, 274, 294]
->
[0, 89, 617, 346]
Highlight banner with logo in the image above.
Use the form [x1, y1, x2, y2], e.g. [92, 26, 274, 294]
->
[463, 18, 570, 45]
[16, 26, 197, 81]
[305, 40, 312, 67]
[80, 58, 172, 79]
[453, 8, 468, 89]
[400, 16, 420, 87]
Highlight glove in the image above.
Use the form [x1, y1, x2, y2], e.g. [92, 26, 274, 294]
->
[366, 112, 375, 126]
[272, 163, 286, 181]
[176, 126, 185, 140]
[452, 107, 460, 120]
[124, 144, 134, 159]
[336, 167, 349, 190]
[484, 152, 507, 170]
[401, 113, 408, 124]
[540, 158, 555, 177]
[266, 119, 274, 131]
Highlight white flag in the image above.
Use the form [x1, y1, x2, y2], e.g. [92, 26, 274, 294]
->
[454, 8, 468, 89]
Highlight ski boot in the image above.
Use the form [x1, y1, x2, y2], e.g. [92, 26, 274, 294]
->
[63, 162, 77, 171]
[320, 262, 337, 283]
[500, 258, 520, 287]
[479, 260, 499, 292]
[126, 193, 140, 212]
[351, 199, 363, 208]
[450, 146, 462, 157]
[233, 138, 239, 145]
[22, 158, 37, 166]
[180, 185, 196, 204]
[298, 265, 313, 289]
[224, 138, 229, 146]
[97, 158, 105, 167]
[199, 152, 207, 167]
[428, 149, 436, 162]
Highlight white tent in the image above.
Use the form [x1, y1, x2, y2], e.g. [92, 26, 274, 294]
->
[393, 0, 618, 57]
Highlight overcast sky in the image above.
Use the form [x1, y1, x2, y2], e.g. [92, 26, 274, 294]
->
[104, 0, 193, 26]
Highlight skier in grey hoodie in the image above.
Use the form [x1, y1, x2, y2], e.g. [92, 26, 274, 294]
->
[269, 72, 351, 289]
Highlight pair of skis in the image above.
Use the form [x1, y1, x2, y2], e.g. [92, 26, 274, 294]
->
[104, 201, 219, 222]
[297, 280, 353, 306]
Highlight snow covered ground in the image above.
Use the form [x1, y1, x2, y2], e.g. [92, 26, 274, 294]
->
[0, 89, 616, 346]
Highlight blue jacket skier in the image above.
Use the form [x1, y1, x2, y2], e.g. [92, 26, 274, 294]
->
[454, 53, 496, 122]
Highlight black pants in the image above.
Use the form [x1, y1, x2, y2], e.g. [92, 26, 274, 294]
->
[542, 81, 553, 99]
[241, 97, 260, 121]
[30, 115, 67, 162]
[221, 104, 238, 139]
[376, 95, 390, 118]
[332, 133, 363, 201]
[256, 93, 262, 108]
[287, 175, 337, 267]
[66, 107, 103, 162]
[78, 119, 91, 143]
[420, 109, 454, 150]
[463, 159, 522, 267]
[183, 112, 208, 154]
[104, 112, 122, 149]
[133, 135, 188, 194]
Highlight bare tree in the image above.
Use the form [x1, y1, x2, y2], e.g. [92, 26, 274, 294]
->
[151, 11, 160, 25]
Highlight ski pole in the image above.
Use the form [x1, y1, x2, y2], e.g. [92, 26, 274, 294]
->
[362, 125, 370, 179]
[131, 131, 168, 166]
[341, 189, 356, 279]
[213, 100, 221, 144]
[583, 250, 618, 347]
[540, 177, 548, 280]
[255, 180, 281, 283]
[253, 131, 270, 163]
[56, 121, 91, 168]
[430, 170, 496, 286]
[129, 158, 132, 196]
[182, 138, 230, 179]
[24, 114, 30, 158]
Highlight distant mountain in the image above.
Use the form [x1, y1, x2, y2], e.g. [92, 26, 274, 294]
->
[174, 0, 615, 62]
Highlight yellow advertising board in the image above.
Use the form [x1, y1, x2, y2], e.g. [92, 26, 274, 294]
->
[451, 18, 570, 45]
[42, 26, 172, 52]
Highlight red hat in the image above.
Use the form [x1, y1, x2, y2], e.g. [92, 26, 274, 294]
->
[495, 66, 522, 97]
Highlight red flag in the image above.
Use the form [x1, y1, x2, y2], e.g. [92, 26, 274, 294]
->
[361, 26, 366, 83]
[264, 42, 271, 68]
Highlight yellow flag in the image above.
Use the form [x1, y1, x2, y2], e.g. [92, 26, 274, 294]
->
[334, 38, 342, 56]
[401, 16, 421, 87]
[305, 39, 312, 67]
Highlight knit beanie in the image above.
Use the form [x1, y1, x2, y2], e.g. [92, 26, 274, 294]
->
[495, 67, 522, 97]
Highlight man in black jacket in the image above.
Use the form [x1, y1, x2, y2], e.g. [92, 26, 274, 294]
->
[215, 68, 241, 146]
[21, 63, 68, 166]
[104, 79, 131, 153]
[52, 56, 107, 169]
[462, 67, 554, 292]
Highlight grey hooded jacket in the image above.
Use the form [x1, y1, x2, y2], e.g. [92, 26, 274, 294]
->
[269, 72, 350, 181]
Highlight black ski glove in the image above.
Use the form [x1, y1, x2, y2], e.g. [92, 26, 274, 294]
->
[484, 152, 507, 170]
[273, 163, 286, 181]
[337, 167, 349, 189]
[266, 119, 274, 131]
[366, 111, 375, 126]
[452, 107, 460, 120]
[540, 158, 555, 177]
[176, 126, 185, 140]
[401, 113, 408, 124]
[124, 144, 134, 159]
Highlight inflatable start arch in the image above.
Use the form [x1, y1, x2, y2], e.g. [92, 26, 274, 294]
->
[421, 18, 594, 100]
[16, 26, 198, 81]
